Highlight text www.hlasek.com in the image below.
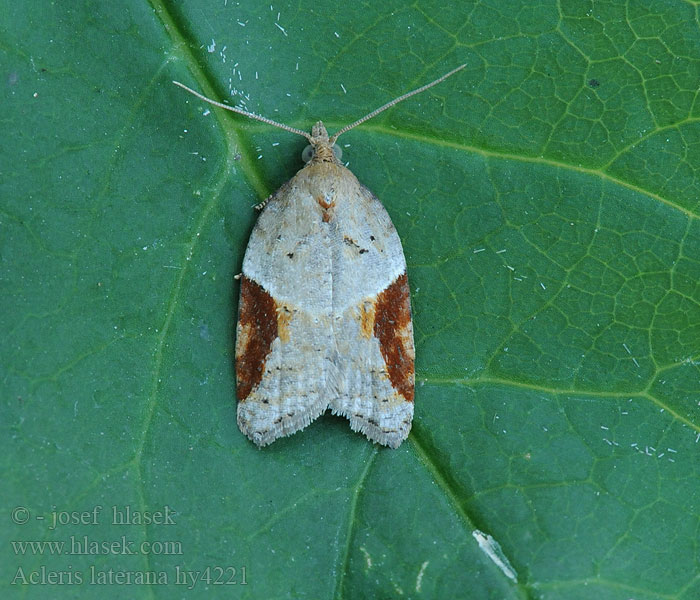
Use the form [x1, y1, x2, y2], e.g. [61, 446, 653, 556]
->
[12, 536, 182, 556]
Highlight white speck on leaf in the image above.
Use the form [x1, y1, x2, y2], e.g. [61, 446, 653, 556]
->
[473, 530, 517, 582]
[359, 546, 372, 569]
[415, 561, 428, 592]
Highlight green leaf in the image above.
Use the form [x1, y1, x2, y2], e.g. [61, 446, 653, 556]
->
[2, 1, 699, 599]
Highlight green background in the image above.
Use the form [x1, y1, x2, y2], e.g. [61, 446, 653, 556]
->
[2, 1, 699, 598]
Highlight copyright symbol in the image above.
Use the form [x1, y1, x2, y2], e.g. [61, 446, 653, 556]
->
[12, 506, 30, 525]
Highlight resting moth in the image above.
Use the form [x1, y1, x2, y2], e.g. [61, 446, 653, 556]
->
[174, 64, 465, 448]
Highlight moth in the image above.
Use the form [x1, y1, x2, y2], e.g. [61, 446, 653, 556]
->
[174, 64, 465, 448]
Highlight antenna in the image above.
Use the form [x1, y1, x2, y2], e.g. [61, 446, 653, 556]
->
[330, 64, 466, 142]
[172, 81, 312, 140]
[173, 63, 466, 141]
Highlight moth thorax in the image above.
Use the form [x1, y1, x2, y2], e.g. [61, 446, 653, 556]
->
[308, 142, 337, 163]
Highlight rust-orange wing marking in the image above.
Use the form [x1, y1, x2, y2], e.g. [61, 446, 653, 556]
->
[235, 276, 278, 401]
[373, 272, 415, 402]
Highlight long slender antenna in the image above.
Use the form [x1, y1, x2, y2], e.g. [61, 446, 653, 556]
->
[172, 80, 312, 141]
[329, 63, 467, 142]
[174, 63, 466, 144]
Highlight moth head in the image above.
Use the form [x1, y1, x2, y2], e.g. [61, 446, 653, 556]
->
[302, 122, 343, 164]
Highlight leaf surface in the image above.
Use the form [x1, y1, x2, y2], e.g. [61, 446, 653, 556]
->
[2, 1, 699, 599]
